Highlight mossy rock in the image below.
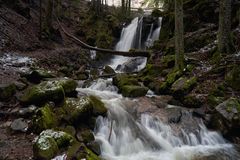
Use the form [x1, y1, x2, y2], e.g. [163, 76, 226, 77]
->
[63, 97, 93, 124]
[121, 85, 148, 98]
[33, 136, 59, 160]
[171, 77, 197, 97]
[89, 96, 107, 116]
[56, 78, 78, 95]
[103, 65, 115, 75]
[207, 95, 225, 108]
[67, 142, 100, 160]
[112, 74, 139, 91]
[160, 55, 175, 69]
[33, 104, 58, 133]
[0, 83, 16, 101]
[90, 69, 100, 79]
[183, 95, 202, 108]
[20, 81, 65, 105]
[76, 73, 89, 80]
[166, 70, 183, 86]
[79, 129, 95, 144]
[33, 129, 74, 160]
[225, 65, 240, 91]
[211, 98, 240, 135]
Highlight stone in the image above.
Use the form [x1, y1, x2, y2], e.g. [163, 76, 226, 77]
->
[89, 96, 107, 116]
[77, 129, 95, 144]
[14, 81, 27, 91]
[10, 118, 28, 132]
[0, 83, 16, 101]
[63, 97, 93, 123]
[20, 81, 65, 105]
[103, 65, 115, 75]
[18, 105, 37, 117]
[24, 69, 55, 83]
[121, 85, 148, 98]
[112, 74, 139, 91]
[225, 65, 240, 90]
[56, 78, 78, 95]
[211, 98, 240, 135]
[32, 104, 58, 133]
[171, 77, 197, 96]
[87, 141, 101, 155]
[33, 129, 73, 160]
[183, 94, 203, 108]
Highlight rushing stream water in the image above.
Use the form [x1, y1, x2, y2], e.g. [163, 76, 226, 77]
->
[76, 17, 240, 160]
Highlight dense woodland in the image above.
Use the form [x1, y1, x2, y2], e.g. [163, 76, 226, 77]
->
[0, 0, 240, 159]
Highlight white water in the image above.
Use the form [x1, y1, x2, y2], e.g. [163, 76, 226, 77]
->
[77, 79, 240, 160]
[145, 17, 162, 48]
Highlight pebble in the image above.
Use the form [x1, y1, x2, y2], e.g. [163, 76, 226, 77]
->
[10, 118, 28, 132]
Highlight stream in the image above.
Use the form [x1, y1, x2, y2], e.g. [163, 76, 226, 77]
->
[77, 17, 240, 160]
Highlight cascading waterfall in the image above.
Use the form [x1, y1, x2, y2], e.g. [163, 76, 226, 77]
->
[145, 17, 163, 48]
[77, 79, 240, 160]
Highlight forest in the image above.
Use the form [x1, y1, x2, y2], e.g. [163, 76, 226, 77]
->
[0, 0, 240, 159]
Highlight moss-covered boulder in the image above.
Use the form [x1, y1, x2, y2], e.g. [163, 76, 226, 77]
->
[20, 81, 65, 105]
[56, 78, 78, 95]
[32, 104, 58, 133]
[211, 98, 240, 136]
[63, 97, 93, 123]
[67, 142, 100, 160]
[171, 77, 197, 96]
[121, 85, 148, 98]
[33, 129, 74, 160]
[183, 94, 203, 108]
[103, 65, 115, 75]
[112, 74, 139, 91]
[77, 129, 95, 144]
[89, 96, 107, 116]
[225, 65, 240, 91]
[0, 83, 16, 101]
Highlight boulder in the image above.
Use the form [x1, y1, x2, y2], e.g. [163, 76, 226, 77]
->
[33, 129, 73, 160]
[103, 65, 115, 75]
[211, 98, 240, 135]
[121, 85, 148, 98]
[32, 104, 58, 133]
[20, 81, 65, 105]
[77, 129, 95, 144]
[171, 77, 197, 97]
[55, 78, 78, 95]
[63, 97, 93, 123]
[0, 83, 16, 101]
[112, 74, 139, 91]
[89, 96, 107, 116]
[116, 57, 145, 73]
[183, 94, 203, 108]
[10, 118, 28, 132]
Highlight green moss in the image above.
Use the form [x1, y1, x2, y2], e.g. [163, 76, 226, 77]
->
[20, 81, 65, 105]
[89, 96, 107, 116]
[81, 130, 95, 144]
[112, 74, 139, 91]
[63, 97, 93, 123]
[56, 78, 78, 95]
[121, 85, 148, 98]
[166, 70, 183, 85]
[103, 65, 115, 75]
[0, 83, 16, 101]
[33, 136, 59, 160]
[33, 104, 58, 133]
[171, 77, 197, 96]
[183, 95, 202, 108]
[225, 65, 240, 91]
[207, 95, 225, 107]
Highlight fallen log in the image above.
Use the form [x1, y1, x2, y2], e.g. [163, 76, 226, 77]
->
[56, 18, 150, 58]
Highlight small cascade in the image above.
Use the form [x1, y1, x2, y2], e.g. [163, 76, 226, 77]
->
[136, 17, 143, 49]
[76, 79, 240, 160]
[145, 17, 163, 48]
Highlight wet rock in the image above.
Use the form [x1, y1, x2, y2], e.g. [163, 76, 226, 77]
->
[122, 85, 148, 98]
[90, 69, 100, 79]
[67, 142, 100, 160]
[76, 72, 89, 80]
[171, 77, 197, 97]
[0, 83, 16, 101]
[103, 65, 115, 75]
[211, 98, 240, 135]
[63, 97, 93, 123]
[55, 78, 78, 95]
[33, 129, 73, 160]
[20, 81, 65, 105]
[61, 125, 76, 137]
[32, 104, 58, 133]
[87, 141, 101, 155]
[89, 95, 107, 116]
[116, 58, 145, 72]
[10, 118, 28, 132]
[112, 73, 139, 91]
[166, 107, 182, 123]
[18, 105, 37, 117]
[77, 129, 95, 144]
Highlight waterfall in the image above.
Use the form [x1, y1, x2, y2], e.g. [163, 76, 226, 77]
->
[145, 17, 162, 48]
[76, 79, 240, 160]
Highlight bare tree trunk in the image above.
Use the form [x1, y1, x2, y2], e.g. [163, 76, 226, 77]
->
[174, 0, 184, 70]
[39, 0, 42, 39]
[218, 0, 233, 54]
